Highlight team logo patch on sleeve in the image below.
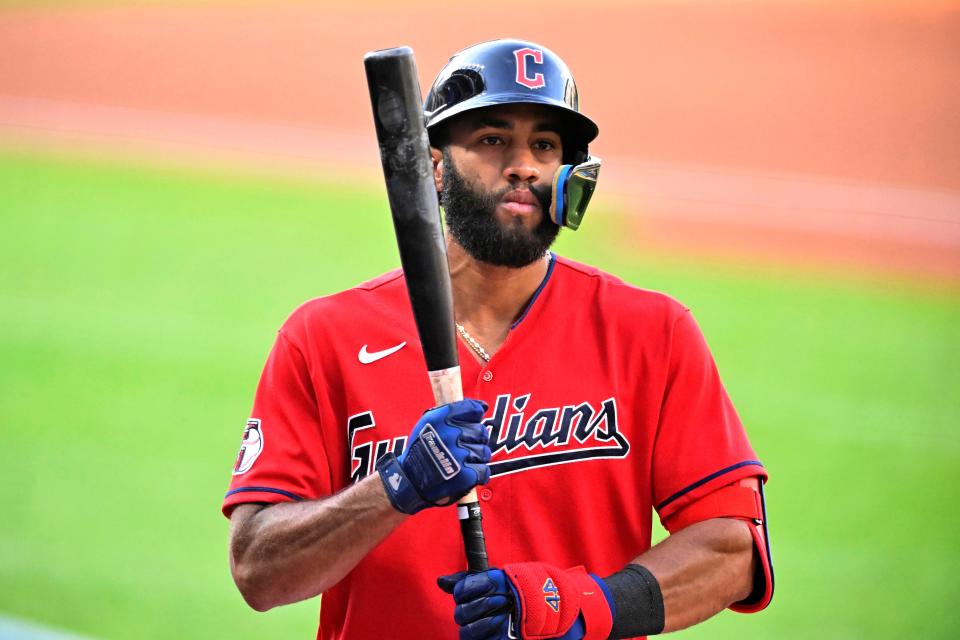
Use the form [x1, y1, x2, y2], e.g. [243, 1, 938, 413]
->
[233, 419, 264, 475]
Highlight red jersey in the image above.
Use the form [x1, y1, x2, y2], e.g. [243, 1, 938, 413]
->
[223, 254, 766, 639]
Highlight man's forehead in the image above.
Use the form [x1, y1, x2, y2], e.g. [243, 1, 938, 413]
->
[452, 104, 564, 133]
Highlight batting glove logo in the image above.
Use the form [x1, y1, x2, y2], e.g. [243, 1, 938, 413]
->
[388, 472, 402, 491]
[233, 419, 264, 475]
[421, 423, 460, 480]
[543, 578, 561, 612]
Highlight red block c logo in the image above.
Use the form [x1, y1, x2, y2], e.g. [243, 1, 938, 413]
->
[514, 48, 546, 89]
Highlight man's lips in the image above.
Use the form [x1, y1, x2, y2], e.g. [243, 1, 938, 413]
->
[500, 190, 541, 214]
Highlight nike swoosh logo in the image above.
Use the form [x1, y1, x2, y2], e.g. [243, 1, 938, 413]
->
[358, 342, 407, 364]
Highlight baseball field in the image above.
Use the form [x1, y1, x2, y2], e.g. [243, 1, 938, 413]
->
[1, 147, 958, 638]
[1, 1, 959, 638]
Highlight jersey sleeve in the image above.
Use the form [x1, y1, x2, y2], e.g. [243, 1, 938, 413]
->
[222, 328, 333, 517]
[651, 310, 767, 523]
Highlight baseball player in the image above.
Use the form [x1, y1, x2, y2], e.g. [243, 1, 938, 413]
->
[224, 39, 773, 640]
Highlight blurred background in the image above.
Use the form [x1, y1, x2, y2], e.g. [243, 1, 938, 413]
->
[1, 0, 958, 638]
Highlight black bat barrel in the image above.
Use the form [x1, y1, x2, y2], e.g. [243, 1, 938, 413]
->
[364, 47, 458, 373]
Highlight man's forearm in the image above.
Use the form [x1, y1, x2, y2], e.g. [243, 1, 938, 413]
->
[632, 518, 755, 633]
[229, 474, 406, 611]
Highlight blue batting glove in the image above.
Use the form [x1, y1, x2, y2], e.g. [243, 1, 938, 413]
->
[438, 570, 518, 640]
[377, 399, 491, 514]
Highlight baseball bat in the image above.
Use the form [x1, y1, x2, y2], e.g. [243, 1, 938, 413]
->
[363, 46, 489, 573]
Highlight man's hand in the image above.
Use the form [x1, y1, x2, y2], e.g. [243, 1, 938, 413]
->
[377, 399, 491, 515]
[438, 562, 614, 640]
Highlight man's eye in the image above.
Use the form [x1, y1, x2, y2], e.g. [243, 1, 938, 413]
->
[480, 136, 503, 146]
[534, 140, 556, 151]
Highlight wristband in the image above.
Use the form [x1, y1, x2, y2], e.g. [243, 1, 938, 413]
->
[603, 564, 665, 638]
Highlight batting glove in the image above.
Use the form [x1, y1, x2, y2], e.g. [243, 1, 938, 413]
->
[438, 562, 615, 640]
[377, 399, 491, 515]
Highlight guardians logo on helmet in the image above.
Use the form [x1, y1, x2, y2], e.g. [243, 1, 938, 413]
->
[513, 47, 546, 89]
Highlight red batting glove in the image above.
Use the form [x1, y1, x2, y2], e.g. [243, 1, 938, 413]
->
[439, 562, 615, 640]
[505, 563, 614, 640]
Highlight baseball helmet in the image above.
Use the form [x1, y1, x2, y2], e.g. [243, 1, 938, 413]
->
[424, 39, 599, 163]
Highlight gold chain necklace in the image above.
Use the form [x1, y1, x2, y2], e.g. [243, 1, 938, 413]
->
[456, 323, 491, 362]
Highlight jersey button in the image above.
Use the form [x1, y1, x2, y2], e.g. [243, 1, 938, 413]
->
[479, 488, 493, 501]
[482, 370, 494, 382]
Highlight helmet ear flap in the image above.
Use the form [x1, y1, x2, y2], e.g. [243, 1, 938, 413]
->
[426, 70, 483, 150]
[434, 69, 485, 115]
[550, 165, 572, 228]
[549, 157, 601, 232]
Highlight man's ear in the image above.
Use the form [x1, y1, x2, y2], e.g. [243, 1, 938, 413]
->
[431, 147, 443, 194]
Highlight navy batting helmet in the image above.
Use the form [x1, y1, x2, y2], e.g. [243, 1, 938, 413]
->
[424, 39, 599, 163]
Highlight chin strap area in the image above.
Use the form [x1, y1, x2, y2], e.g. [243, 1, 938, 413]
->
[549, 156, 601, 231]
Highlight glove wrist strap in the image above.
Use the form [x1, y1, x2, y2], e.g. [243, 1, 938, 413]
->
[376, 453, 428, 515]
[579, 573, 614, 640]
[502, 564, 614, 640]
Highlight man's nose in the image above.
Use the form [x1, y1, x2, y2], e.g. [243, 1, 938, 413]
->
[502, 146, 541, 184]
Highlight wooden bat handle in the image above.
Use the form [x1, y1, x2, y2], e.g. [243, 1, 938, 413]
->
[429, 366, 488, 572]
[428, 366, 464, 405]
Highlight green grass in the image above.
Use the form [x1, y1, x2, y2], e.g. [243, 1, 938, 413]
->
[1, 148, 958, 638]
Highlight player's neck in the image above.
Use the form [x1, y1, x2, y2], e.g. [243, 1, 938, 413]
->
[446, 236, 550, 357]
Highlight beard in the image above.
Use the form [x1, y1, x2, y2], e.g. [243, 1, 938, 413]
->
[441, 148, 560, 268]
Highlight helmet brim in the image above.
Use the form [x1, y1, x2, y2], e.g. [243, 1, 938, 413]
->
[426, 93, 599, 150]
